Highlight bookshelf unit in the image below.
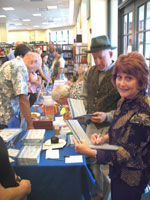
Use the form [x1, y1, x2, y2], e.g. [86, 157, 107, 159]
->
[62, 44, 74, 72]
[73, 43, 88, 71]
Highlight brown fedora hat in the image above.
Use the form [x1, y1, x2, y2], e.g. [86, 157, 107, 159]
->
[86, 35, 117, 53]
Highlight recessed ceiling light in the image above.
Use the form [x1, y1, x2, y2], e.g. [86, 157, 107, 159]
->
[3, 7, 14, 11]
[32, 13, 41, 16]
[47, 6, 57, 9]
[22, 19, 31, 22]
[16, 23, 22, 26]
[42, 22, 48, 24]
[34, 25, 39, 27]
[0, 15, 6, 18]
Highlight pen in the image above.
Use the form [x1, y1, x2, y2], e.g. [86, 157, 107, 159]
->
[96, 134, 101, 142]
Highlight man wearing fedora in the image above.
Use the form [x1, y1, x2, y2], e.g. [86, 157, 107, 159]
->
[81, 35, 120, 200]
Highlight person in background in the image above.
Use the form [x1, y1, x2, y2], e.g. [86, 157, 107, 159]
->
[40, 52, 50, 80]
[0, 49, 42, 130]
[33, 48, 42, 56]
[74, 52, 150, 200]
[52, 85, 70, 105]
[1, 41, 22, 64]
[80, 35, 120, 200]
[47, 41, 55, 69]
[70, 64, 88, 99]
[28, 67, 42, 107]
[0, 136, 31, 200]
[51, 47, 65, 83]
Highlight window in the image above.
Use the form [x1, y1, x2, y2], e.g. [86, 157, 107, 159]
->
[137, 2, 150, 60]
[118, 0, 150, 60]
[123, 12, 133, 53]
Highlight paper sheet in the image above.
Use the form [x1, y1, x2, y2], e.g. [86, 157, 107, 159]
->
[46, 149, 59, 159]
[65, 155, 83, 163]
[9, 157, 15, 163]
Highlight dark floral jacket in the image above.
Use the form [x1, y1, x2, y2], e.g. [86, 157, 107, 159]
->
[96, 92, 150, 187]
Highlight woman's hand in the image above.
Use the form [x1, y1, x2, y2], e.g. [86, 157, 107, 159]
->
[91, 133, 109, 145]
[91, 112, 107, 123]
[73, 138, 97, 157]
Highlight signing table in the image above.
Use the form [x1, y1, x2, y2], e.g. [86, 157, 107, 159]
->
[11, 129, 95, 200]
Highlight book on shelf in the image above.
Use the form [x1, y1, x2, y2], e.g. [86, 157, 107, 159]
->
[0, 128, 22, 143]
[66, 120, 119, 150]
[17, 145, 42, 165]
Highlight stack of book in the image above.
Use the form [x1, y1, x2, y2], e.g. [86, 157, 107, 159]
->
[17, 145, 41, 165]
[0, 128, 22, 143]
[21, 129, 45, 146]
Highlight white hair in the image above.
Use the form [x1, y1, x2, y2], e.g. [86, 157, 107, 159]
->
[52, 85, 70, 102]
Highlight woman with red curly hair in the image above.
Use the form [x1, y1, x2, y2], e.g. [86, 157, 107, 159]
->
[74, 52, 150, 200]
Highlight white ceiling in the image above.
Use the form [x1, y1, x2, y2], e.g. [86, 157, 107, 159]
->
[0, 0, 81, 31]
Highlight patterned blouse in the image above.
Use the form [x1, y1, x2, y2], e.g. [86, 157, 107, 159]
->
[96, 92, 150, 187]
[69, 81, 84, 99]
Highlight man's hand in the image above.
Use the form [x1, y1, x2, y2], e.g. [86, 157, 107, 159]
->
[91, 112, 107, 123]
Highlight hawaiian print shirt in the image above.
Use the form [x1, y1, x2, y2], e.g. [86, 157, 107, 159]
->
[47, 49, 55, 69]
[0, 57, 28, 125]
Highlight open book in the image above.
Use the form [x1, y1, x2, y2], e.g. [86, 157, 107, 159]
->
[67, 98, 94, 119]
[66, 120, 119, 150]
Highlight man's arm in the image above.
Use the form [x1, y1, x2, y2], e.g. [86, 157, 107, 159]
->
[19, 94, 34, 129]
[0, 180, 31, 200]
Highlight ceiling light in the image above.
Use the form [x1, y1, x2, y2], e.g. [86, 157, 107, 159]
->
[42, 22, 48, 24]
[34, 25, 39, 27]
[0, 15, 6, 18]
[47, 6, 57, 10]
[16, 23, 22, 26]
[32, 13, 41, 16]
[22, 19, 31, 21]
[3, 7, 14, 11]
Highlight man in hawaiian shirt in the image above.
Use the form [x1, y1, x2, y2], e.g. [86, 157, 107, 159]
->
[0, 51, 42, 129]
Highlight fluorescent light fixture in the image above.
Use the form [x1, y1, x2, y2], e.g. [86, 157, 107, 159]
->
[42, 22, 49, 24]
[16, 23, 22, 26]
[0, 15, 6, 18]
[34, 25, 39, 27]
[32, 13, 41, 16]
[3, 7, 14, 11]
[22, 19, 31, 21]
[47, 6, 57, 9]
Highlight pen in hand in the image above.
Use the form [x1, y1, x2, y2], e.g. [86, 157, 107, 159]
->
[95, 134, 100, 144]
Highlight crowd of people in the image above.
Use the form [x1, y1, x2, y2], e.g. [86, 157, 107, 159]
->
[0, 35, 150, 200]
